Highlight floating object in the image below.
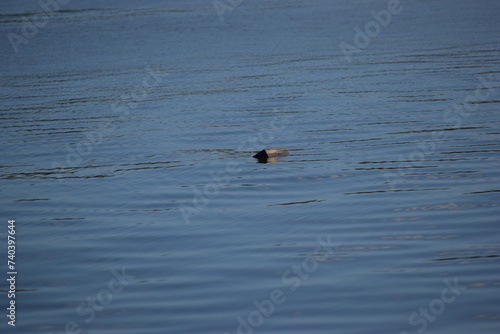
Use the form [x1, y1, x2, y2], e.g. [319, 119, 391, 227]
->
[253, 148, 289, 162]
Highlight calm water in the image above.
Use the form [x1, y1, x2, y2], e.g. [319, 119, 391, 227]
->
[1, 0, 500, 333]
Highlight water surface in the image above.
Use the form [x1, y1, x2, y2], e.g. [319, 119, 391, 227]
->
[1, 0, 499, 333]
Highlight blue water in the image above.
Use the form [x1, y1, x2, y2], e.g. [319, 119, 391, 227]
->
[1, 0, 500, 333]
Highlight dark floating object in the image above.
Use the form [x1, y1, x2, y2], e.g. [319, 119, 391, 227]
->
[253, 148, 289, 161]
